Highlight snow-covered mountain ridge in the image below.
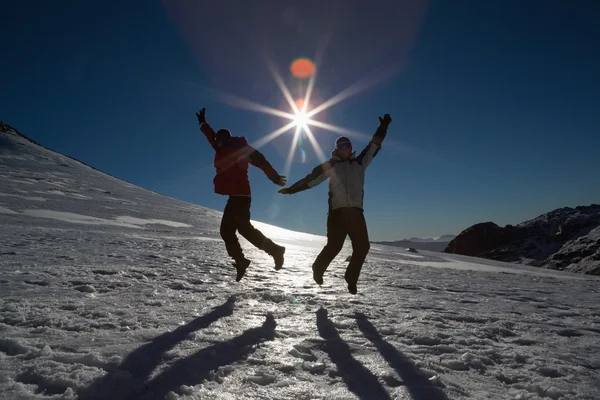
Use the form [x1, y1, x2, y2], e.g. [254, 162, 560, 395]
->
[446, 205, 600, 275]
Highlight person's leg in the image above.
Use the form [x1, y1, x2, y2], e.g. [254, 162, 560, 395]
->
[235, 197, 286, 269]
[311, 209, 347, 284]
[344, 208, 370, 294]
[220, 196, 245, 262]
[220, 197, 251, 281]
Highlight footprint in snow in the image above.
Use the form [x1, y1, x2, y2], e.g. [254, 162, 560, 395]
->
[23, 280, 50, 286]
[74, 285, 96, 293]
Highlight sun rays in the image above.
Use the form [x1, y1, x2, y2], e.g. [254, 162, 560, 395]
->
[205, 44, 403, 174]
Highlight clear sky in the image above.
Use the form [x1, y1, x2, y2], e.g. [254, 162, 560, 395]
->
[2, 0, 599, 241]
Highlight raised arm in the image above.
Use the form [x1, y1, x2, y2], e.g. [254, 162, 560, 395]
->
[278, 160, 334, 195]
[355, 113, 392, 168]
[196, 108, 218, 151]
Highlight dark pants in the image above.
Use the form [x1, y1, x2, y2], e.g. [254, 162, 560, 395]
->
[312, 207, 371, 285]
[220, 196, 277, 261]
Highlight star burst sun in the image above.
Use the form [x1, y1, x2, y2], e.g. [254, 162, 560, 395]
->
[293, 109, 309, 128]
[209, 48, 402, 176]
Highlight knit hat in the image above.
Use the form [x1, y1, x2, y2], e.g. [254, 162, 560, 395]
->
[215, 129, 232, 146]
[335, 136, 352, 150]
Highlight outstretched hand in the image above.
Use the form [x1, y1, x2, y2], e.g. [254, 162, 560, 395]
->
[271, 174, 287, 187]
[379, 114, 392, 126]
[278, 187, 292, 194]
[196, 108, 206, 125]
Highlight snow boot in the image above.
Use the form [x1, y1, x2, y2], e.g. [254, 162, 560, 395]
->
[233, 257, 251, 282]
[347, 282, 357, 295]
[313, 267, 324, 285]
[345, 277, 357, 295]
[271, 245, 285, 271]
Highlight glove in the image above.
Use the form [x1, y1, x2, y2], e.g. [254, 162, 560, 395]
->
[278, 187, 293, 194]
[270, 174, 287, 187]
[378, 114, 392, 126]
[196, 108, 206, 125]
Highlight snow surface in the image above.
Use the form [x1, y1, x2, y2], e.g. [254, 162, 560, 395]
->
[1, 129, 600, 399]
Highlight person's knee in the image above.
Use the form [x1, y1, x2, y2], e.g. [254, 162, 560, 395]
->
[220, 224, 236, 240]
[354, 241, 370, 257]
[324, 241, 344, 255]
[237, 222, 256, 237]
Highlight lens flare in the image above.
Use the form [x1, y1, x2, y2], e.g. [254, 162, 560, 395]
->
[300, 148, 307, 163]
[283, 125, 302, 177]
[290, 58, 315, 80]
[295, 98, 306, 111]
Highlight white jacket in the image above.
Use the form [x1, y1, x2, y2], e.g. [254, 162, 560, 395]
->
[286, 123, 387, 211]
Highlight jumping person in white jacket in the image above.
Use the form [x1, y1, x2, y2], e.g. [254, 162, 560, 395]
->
[278, 114, 392, 294]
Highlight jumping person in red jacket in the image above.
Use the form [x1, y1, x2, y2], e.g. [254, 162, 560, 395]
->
[196, 108, 287, 281]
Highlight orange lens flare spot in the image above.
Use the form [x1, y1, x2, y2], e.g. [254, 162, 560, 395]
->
[290, 58, 315, 80]
[295, 98, 305, 111]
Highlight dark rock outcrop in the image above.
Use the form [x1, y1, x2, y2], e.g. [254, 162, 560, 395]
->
[445, 205, 600, 275]
[444, 222, 526, 259]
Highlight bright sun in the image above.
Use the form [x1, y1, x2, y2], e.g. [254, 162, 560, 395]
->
[293, 109, 309, 127]
[208, 52, 395, 170]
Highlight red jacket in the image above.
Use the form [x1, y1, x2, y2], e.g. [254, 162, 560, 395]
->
[201, 122, 278, 196]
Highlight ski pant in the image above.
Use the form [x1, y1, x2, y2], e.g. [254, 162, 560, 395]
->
[220, 196, 278, 261]
[311, 207, 371, 285]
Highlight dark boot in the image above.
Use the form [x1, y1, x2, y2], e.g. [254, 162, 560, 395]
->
[233, 257, 251, 282]
[313, 267, 324, 285]
[345, 278, 358, 295]
[271, 245, 285, 270]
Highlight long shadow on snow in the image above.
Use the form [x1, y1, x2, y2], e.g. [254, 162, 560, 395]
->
[316, 307, 391, 400]
[355, 312, 450, 400]
[140, 312, 276, 399]
[80, 295, 236, 400]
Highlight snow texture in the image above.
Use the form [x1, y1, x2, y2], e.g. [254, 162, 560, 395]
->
[1, 125, 600, 399]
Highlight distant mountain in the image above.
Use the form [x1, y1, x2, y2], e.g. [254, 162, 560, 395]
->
[402, 235, 456, 243]
[437, 235, 457, 242]
[445, 205, 600, 275]
[374, 235, 456, 252]
[406, 237, 438, 243]
[374, 239, 450, 252]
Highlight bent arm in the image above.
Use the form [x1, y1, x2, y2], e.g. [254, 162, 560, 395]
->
[199, 122, 218, 151]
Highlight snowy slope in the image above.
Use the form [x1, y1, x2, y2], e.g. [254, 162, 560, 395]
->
[1, 124, 600, 400]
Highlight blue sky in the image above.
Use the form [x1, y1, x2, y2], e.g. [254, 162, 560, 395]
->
[2, 0, 599, 241]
